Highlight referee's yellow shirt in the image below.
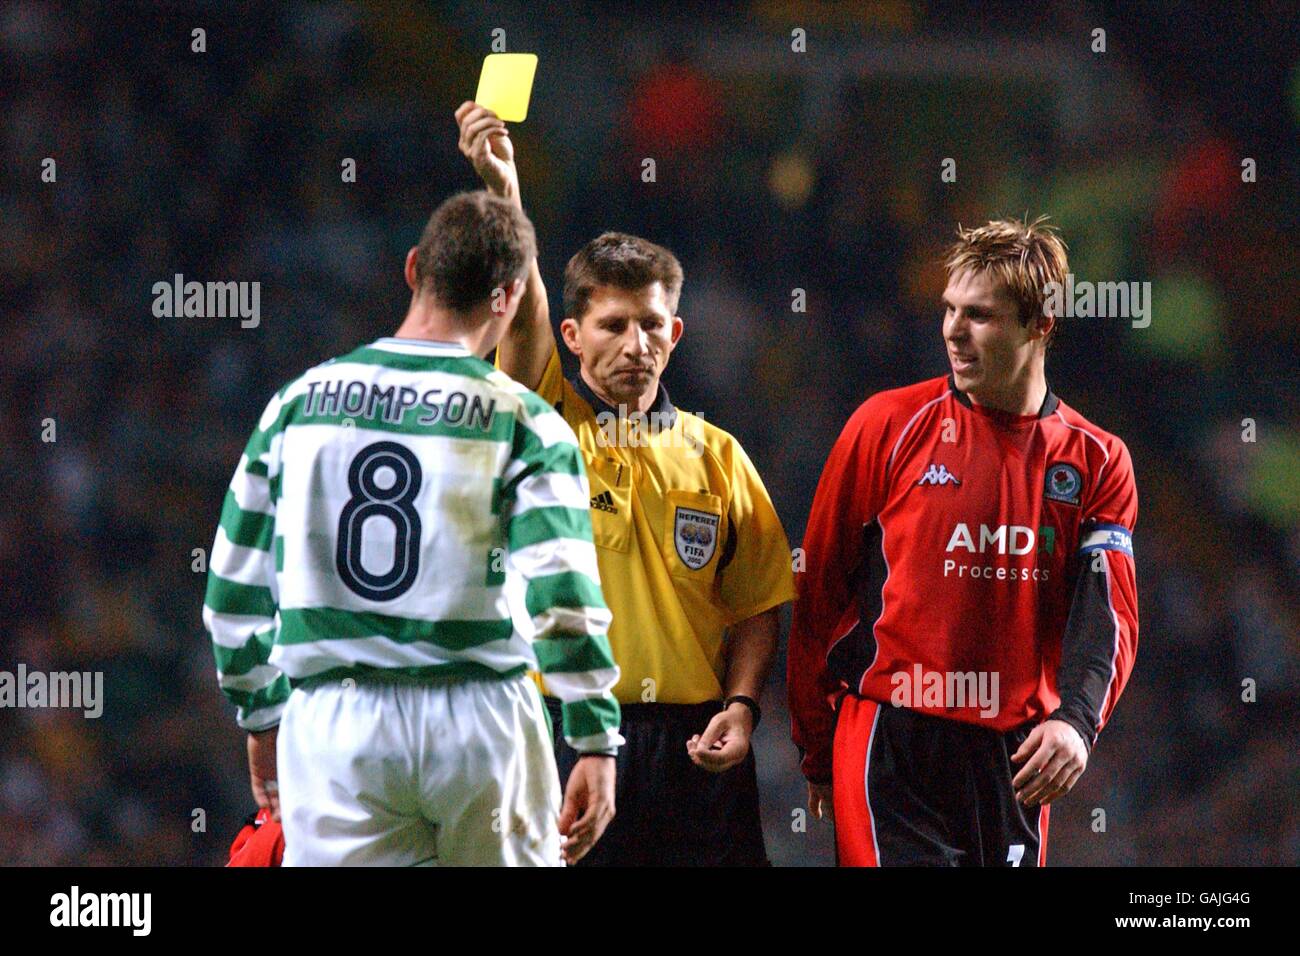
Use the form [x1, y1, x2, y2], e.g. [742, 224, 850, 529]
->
[526, 347, 795, 704]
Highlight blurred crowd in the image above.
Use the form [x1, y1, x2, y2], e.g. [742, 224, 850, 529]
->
[1, 2, 1296, 865]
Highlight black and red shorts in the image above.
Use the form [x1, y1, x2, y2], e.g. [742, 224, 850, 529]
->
[833, 695, 1050, 866]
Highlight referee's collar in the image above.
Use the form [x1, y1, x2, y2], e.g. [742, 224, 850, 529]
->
[571, 371, 677, 428]
[947, 372, 1059, 419]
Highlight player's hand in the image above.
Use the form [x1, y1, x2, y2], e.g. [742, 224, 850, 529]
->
[1011, 719, 1088, 807]
[686, 702, 752, 773]
[247, 726, 280, 822]
[454, 101, 517, 201]
[558, 754, 616, 865]
[807, 782, 834, 823]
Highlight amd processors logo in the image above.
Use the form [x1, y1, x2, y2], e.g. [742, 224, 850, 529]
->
[943, 522, 1055, 582]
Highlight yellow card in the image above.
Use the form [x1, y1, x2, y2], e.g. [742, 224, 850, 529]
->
[474, 53, 538, 122]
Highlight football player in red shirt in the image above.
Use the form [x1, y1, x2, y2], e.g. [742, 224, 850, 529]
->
[789, 217, 1138, 866]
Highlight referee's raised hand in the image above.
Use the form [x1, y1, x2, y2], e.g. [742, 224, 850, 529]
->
[455, 101, 518, 204]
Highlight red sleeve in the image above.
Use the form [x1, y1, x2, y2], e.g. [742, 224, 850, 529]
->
[1051, 437, 1139, 750]
[226, 808, 285, 867]
[788, 396, 892, 783]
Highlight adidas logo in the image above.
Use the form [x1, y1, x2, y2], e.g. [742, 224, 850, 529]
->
[591, 490, 618, 514]
[917, 463, 961, 487]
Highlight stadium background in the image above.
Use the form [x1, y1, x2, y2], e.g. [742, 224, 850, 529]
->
[1, 1, 1297, 866]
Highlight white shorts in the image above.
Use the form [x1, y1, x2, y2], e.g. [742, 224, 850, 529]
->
[277, 673, 562, 866]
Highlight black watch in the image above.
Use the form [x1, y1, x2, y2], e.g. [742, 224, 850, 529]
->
[722, 695, 761, 728]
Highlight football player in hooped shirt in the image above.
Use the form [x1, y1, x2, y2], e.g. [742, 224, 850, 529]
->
[456, 102, 796, 865]
[790, 218, 1139, 866]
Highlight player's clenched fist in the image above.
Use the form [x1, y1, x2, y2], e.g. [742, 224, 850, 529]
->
[557, 754, 616, 865]
[455, 101, 517, 202]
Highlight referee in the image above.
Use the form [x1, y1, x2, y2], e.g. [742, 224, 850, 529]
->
[456, 102, 796, 865]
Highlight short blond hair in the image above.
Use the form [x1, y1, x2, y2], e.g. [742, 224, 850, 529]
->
[944, 216, 1069, 345]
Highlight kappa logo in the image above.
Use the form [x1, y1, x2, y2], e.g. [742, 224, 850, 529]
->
[917, 463, 961, 487]
[590, 490, 618, 514]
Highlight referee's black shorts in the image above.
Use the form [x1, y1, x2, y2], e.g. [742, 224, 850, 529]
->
[544, 696, 768, 866]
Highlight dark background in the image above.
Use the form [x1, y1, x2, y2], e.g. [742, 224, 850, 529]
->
[1, 0, 1297, 865]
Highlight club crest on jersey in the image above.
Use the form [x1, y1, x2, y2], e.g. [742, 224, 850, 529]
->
[917, 463, 961, 487]
[1044, 462, 1082, 505]
[674, 507, 719, 570]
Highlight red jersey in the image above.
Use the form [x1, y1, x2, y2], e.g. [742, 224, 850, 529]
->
[789, 374, 1139, 783]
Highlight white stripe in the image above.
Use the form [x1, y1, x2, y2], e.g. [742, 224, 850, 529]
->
[887, 393, 948, 472]
[257, 391, 290, 432]
[1036, 805, 1048, 866]
[511, 470, 590, 514]
[540, 667, 620, 699]
[531, 605, 613, 639]
[863, 702, 883, 865]
[1095, 552, 1122, 743]
[218, 663, 282, 692]
[203, 608, 276, 649]
[238, 700, 286, 732]
[511, 537, 601, 584]
[371, 337, 469, 355]
[1053, 410, 1111, 489]
[566, 730, 627, 753]
[230, 457, 274, 515]
[520, 407, 581, 449]
[211, 526, 273, 587]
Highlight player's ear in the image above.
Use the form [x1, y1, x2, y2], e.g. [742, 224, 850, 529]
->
[1035, 308, 1055, 344]
[559, 316, 582, 358]
[669, 315, 684, 346]
[404, 248, 420, 293]
[494, 277, 525, 318]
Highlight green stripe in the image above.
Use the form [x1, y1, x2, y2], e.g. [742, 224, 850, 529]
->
[525, 572, 607, 617]
[244, 398, 295, 464]
[291, 661, 528, 689]
[219, 490, 274, 550]
[508, 506, 593, 550]
[534, 633, 616, 674]
[213, 626, 277, 676]
[205, 575, 276, 618]
[562, 696, 621, 739]
[279, 607, 513, 650]
[225, 676, 292, 713]
[344, 347, 495, 380]
[512, 418, 585, 478]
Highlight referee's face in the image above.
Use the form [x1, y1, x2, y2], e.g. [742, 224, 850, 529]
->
[942, 268, 1040, 407]
[563, 282, 683, 413]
